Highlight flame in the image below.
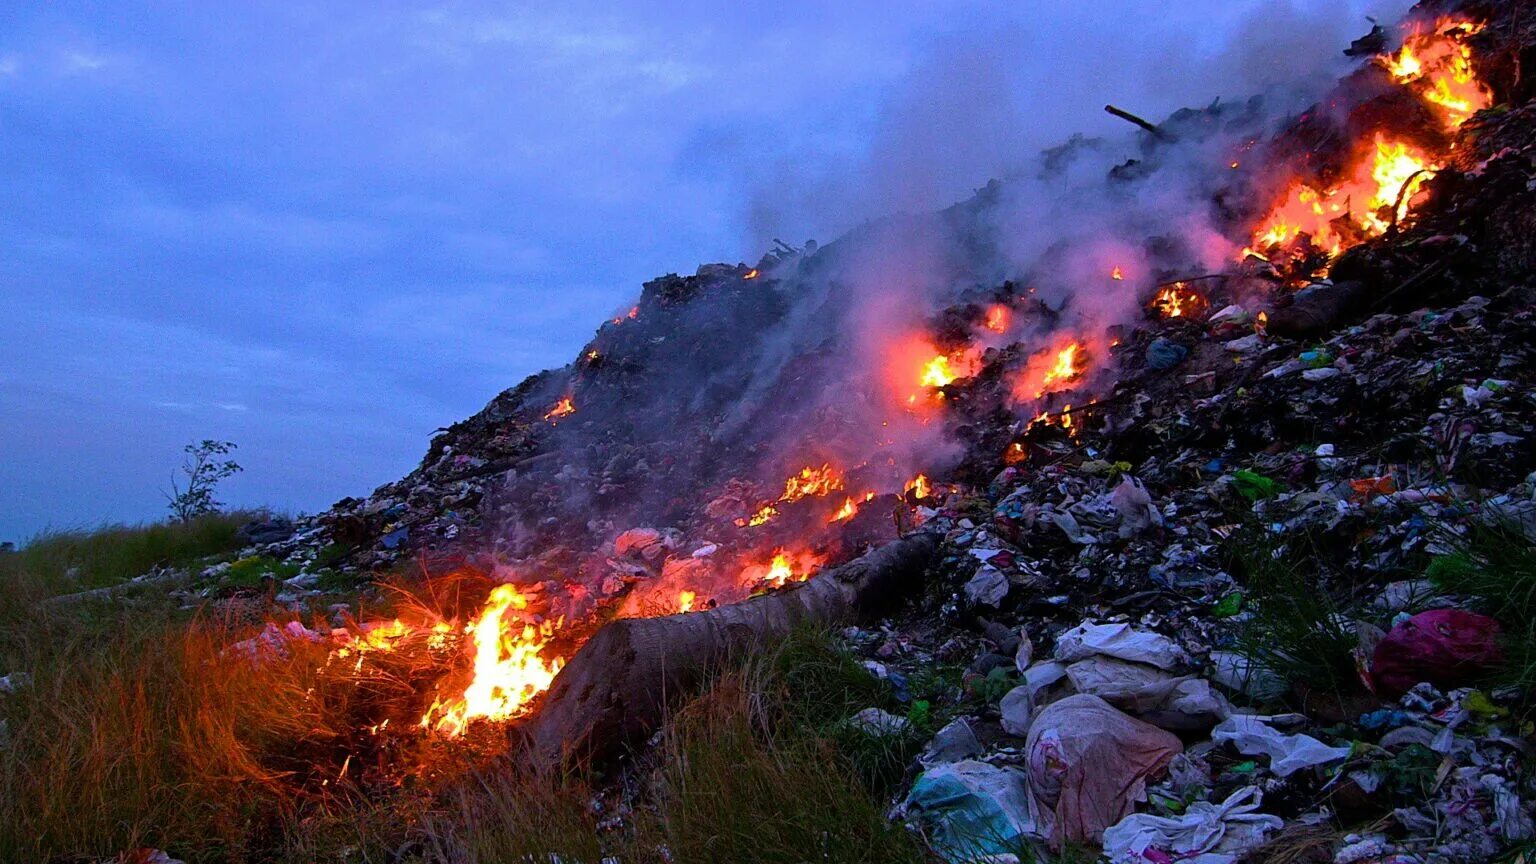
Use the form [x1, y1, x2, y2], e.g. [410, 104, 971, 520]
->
[1151, 283, 1207, 319]
[743, 268, 760, 280]
[542, 397, 576, 422]
[677, 590, 696, 613]
[1246, 134, 1434, 261]
[743, 549, 826, 590]
[585, 350, 600, 361]
[1383, 17, 1490, 129]
[735, 503, 779, 528]
[421, 584, 564, 737]
[1041, 344, 1081, 392]
[737, 464, 844, 527]
[920, 355, 958, 388]
[829, 491, 876, 523]
[1004, 441, 1028, 465]
[905, 473, 931, 500]
[984, 304, 1011, 334]
[1111, 266, 1125, 281]
[781, 464, 844, 502]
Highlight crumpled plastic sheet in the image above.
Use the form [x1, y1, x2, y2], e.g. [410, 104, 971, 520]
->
[901, 759, 1037, 862]
[1211, 715, 1351, 777]
[1102, 786, 1282, 864]
[1054, 622, 1185, 670]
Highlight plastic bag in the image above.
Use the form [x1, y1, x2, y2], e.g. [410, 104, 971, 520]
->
[1102, 786, 1282, 864]
[1026, 694, 1183, 846]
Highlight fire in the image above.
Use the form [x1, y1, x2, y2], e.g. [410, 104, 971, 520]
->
[1041, 344, 1081, 392]
[905, 473, 931, 500]
[1383, 17, 1490, 129]
[543, 397, 576, 422]
[421, 584, 564, 737]
[1246, 134, 1434, 261]
[920, 355, 958, 388]
[828, 491, 876, 523]
[744, 549, 827, 590]
[736, 503, 779, 528]
[743, 268, 760, 280]
[677, 590, 696, 613]
[781, 464, 844, 502]
[984, 304, 1011, 334]
[737, 464, 844, 527]
[1111, 266, 1125, 281]
[1151, 283, 1207, 319]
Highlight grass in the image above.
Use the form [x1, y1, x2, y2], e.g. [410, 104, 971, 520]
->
[0, 511, 259, 598]
[1224, 525, 1362, 708]
[0, 518, 940, 863]
[1427, 519, 1536, 694]
[426, 632, 932, 864]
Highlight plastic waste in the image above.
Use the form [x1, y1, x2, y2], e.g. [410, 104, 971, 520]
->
[1211, 715, 1351, 777]
[1102, 786, 1282, 864]
[1370, 609, 1504, 699]
[1055, 622, 1184, 670]
[921, 718, 984, 767]
[901, 760, 1038, 862]
[1025, 694, 1183, 846]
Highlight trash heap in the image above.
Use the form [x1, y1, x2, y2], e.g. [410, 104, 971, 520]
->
[203, 2, 1536, 861]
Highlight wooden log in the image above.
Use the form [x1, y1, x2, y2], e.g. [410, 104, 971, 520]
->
[521, 531, 940, 768]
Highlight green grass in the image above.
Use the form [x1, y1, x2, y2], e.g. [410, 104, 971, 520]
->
[0, 512, 258, 597]
[1224, 525, 1361, 707]
[1427, 520, 1536, 694]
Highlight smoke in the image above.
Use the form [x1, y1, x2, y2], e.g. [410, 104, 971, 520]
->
[476, 0, 1423, 623]
[729, 0, 1414, 248]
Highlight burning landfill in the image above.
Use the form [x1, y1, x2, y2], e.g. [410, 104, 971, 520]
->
[106, 2, 1536, 861]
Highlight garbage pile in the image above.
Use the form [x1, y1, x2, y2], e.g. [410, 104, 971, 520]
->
[196, 1, 1536, 860]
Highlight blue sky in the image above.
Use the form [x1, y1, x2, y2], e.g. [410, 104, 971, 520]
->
[0, 1, 1405, 541]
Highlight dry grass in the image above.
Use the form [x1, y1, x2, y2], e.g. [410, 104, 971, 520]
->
[0, 520, 936, 864]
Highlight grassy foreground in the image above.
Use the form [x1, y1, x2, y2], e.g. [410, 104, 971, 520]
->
[0, 519, 933, 863]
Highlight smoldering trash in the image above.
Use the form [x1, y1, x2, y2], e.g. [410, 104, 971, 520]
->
[45, 2, 1536, 862]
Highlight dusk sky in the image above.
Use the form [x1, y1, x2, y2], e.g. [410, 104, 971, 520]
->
[0, 1, 1406, 541]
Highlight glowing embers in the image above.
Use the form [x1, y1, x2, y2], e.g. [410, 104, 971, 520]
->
[418, 584, 564, 738]
[1150, 283, 1210, 319]
[1243, 134, 1435, 263]
[742, 549, 828, 590]
[1383, 17, 1490, 129]
[543, 396, 576, 422]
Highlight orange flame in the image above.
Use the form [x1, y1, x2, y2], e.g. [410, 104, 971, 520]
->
[677, 590, 696, 613]
[743, 268, 760, 280]
[984, 304, 1011, 334]
[543, 397, 576, 422]
[828, 491, 876, 523]
[905, 473, 931, 500]
[1042, 344, 1081, 392]
[1246, 134, 1434, 261]
[1151, 283, 1207, 319]
[1383, 17, 1489, 129]
[421, 584, 564, 737]
[744, 549, 826, 590]
[781, 464, 844, 502]
[920, 355, 958, 388]
[735, 503, 779, 528]
[1110, 266, 1125, 281]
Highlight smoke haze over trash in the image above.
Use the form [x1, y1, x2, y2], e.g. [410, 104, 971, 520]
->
[0, 0, 1406, 540]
